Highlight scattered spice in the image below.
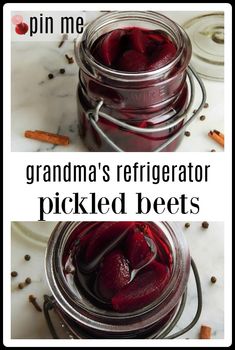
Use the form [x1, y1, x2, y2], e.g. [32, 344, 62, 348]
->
[24, 254, 31, 261]
[11, 271, 18, 277]
[185, 222, 190, 228]
[208, 130, 224, 147]
[25, 130, 70, 146]
[25, 277, 32, 285]
[214, 129, 224, 140]
[48, 73, 54, 80]
[65, 54, 74, 64]
[59, 68, 65, 74]
[202, 221, 209, 229]
[199, 325, 212, 339]
[211, 149, 216, 152]
[211, 276, 217, 284]
[58, 33, 68, 48]
[29, 295, 42, 312]
[18, 282, 24, 290]
[204, 102, 209, 108]
[184, 131, 191, 137]
[193, 109, 197, 114]
[200, 115, 206, 121]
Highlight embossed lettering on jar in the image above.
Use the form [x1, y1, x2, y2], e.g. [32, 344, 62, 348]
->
[75, 12, 192, 152]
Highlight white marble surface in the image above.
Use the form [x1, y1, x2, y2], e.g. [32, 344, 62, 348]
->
[11, 221, 224, 339]
[11, 11, 224, 152]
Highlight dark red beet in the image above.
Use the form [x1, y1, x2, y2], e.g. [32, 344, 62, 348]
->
[125, 230, 153, 268]
[117, 50, 147, 72]
[99, 29, 125, 66]
[148, 31, 166, 44]
[91, 27, 177, 73]
[129, 28, 146, 53]
[112, 261, 170, 312]
[98, 249, 130, 299]
[85, 222, 133, 263]
[148, 42, 177, 70]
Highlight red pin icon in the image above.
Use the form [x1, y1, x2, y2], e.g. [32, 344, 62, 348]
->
[12, 15, 28, 35]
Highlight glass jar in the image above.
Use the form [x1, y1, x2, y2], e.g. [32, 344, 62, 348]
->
[75, 12, 192, 152]
[45, 221, 191, 338]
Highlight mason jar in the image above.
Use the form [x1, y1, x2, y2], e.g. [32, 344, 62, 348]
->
[75, 11, 193, 152]
[45, 221, 191, 338]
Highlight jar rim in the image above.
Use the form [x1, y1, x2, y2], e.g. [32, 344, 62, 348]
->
[45, 221, 190, 333]
[75, 11, 192, 83]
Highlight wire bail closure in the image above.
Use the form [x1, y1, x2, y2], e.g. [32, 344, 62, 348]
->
[43, 258, 202, 339]
[85, 65, 206, 152]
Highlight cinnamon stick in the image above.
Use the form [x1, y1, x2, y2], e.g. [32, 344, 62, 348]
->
[199, 325, 212, 339]
[213, 129, 224, 140]
[25, 130, 70, 145]
[208, 131, 224, 147]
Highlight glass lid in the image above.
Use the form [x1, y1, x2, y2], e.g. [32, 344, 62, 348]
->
[183, 12, 224, 81]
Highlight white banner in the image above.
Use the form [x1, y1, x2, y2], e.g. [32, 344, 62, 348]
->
[4, 152, 226, 221]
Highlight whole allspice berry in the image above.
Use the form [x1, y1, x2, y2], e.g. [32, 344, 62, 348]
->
[185, 222, 190, 228]
[24, 254, 31, 261]
[202, 221, 209, 229]
[18, 282, 25, 290]
[48, 73, 54, 80]
[25, 277, 32, 285]
[211, 276, 217, 284]
[11, 271, 18, 277]
[184, 131, 191, 137]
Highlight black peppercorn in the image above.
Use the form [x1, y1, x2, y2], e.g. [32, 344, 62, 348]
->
[184, 131, 191, 137]
[48, 73, 54, 79]
[24, 254, 31, 261]
[25, 277, 32, 284]
[11, 271, 18, 277]
[18, 282, 24, 289]
[211, 276, 217, 283]
[202, 221, 209, 229]
[59, 68, 65, 74]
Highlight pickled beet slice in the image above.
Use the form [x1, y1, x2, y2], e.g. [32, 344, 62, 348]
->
[148, 31, 166, 44]
[100, 29, 125, 66]
[98, 249, 130, 299]
[148, 42, 177, 70]
[112, 261, 170, 312]
[129, 28, 146, 53]
[125, 230, 153, 268]
[117, 50, 147, 72]
[85, 222, 133, 263]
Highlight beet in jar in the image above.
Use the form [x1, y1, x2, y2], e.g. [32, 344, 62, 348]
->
[75, 12, 192, 152]
[45, 221, 191, 338]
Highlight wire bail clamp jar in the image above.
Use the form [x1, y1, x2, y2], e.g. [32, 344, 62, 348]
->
[44, 221, 202, 339]
[74, 11, 207, 152]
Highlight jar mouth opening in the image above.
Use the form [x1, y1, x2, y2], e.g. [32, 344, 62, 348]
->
[77, 11, 191, 82]
[45, 222, 190, 330]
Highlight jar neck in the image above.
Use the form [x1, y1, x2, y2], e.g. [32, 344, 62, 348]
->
[75, 11, 192, 84]
[46, 222, 190, 334]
